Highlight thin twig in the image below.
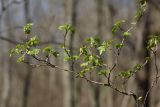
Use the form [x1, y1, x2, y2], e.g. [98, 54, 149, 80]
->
[107, 37, 125, 84]
[152, 51, 159, 83]
[142, 76, 160, 107]
[141, 49, 160, 107]
[28, 54, 138, 103]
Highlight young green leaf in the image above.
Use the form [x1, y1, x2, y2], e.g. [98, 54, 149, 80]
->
[97, 40, 113, 55]
[123, 31, 131, 37]
[118, 70, 133, 78]
[64, 55, 79, 62]
[98, 69, 110, 76]
[23, 23, 33, 34]
[26, 36, 39, 47]
[17, 54, 25, 62]
[27, 49, 40, 55]
[80, 46, 88, 55]
[58, 24, 75, 33]
[112, 20, 125, 34]
[43, 46, 59, 57]
[85, 37, 100, 47]
[133, 64, 142, 71]
[115, 43, 124, 49]
[145, 57, 151, 62]
[147, 35, 160, 50]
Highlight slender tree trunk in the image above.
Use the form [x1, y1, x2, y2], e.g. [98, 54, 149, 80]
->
[96, 1, 115, 107]
[62, 0, 78, 107]
[68, 0, 77, 107]
[137, 4, 151, 107]
[1, 38, 11, 107]
[22, 0, 32, 107]
[0, 1, 11, 107]
[94, 0, 104, 107]
[1, 29, 11, 107]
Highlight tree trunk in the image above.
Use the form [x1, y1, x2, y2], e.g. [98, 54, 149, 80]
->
[0, 1, 11, 107]
[94, 0, 104, 107]
[136, 3, 151, 107]
[68, 0, 77, 107]
[22, 0, 32, 107]
[62, 0, 78, 107]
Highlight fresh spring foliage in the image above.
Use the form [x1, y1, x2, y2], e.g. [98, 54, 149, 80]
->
[118, 64, 142, 78]
[10, 18, 160, 78]
[9, 1, 160, 105]
[10, 36, 40, 62]
[58, 24, 75, 33]
[135, 0, 147, 21]
[43, 46, 59, 58]
[23, 23, 33, 34]
[147, 35, 160, 50]
[10, 24, 60, 62]
[112, 20, 125, 34]
[10, 0, 151, 79]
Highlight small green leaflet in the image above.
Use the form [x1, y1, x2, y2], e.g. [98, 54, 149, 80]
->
[17, 54, 25, 62]
[26, 36, 40, 47]
[43, 46, 59, 57]
[123, 31, 131, 37]
[23, 23, 33, 34]
[27, 49, 40, 55]
[58, 24, 75, 33]
[112, 20, 125, 34]
[85, 37, 100, 47]
[97, 40, 113, 55]
[98, 69, 110, 76]
[115, 43, 124, 49]
[118, 70, 133, 78]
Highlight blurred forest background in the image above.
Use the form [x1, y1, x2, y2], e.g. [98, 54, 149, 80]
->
[0, 0, 160, 107]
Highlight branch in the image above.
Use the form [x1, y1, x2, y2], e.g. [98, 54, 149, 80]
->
[152, 51, 159, 82]
[22, 54, 139, 103]
[141, 48, 160, 107]
[142, 76, 160, 107]
[0, 35, 20, 44]
[0, 0, 21, 19]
